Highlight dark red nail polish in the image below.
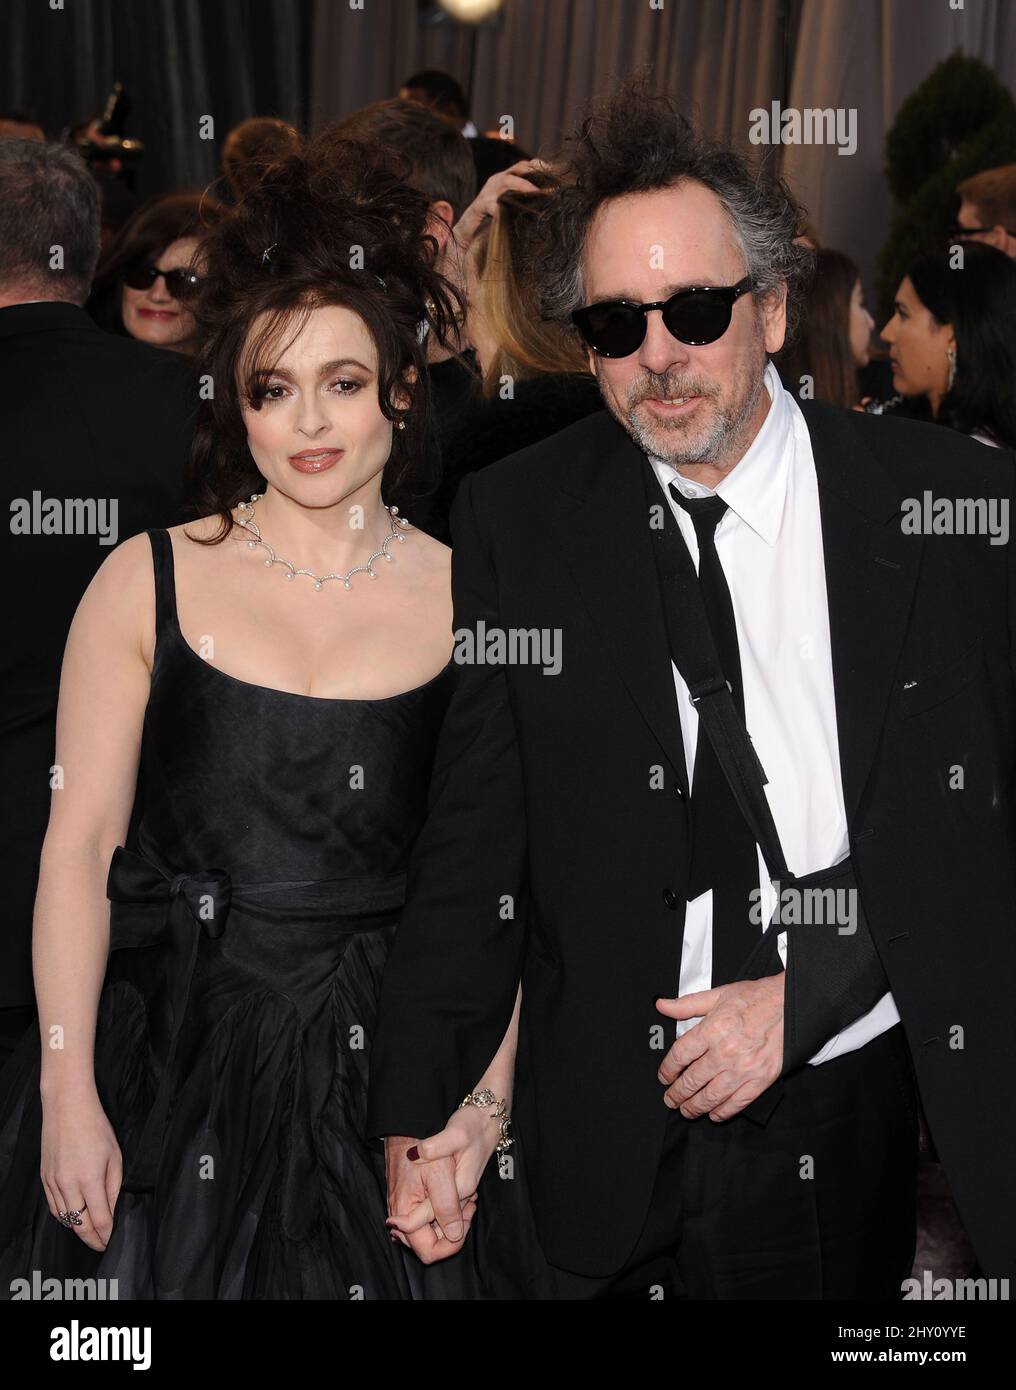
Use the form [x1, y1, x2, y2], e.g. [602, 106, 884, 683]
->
[406, 1145, 419, 1161]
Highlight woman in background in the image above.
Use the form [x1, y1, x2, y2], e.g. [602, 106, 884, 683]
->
[775, 248, 874, 408]
[88, 190, 227, 354]
[462, 171, 594, 394]
[879, 242, 1016, 449]
[424, 168, 602, 541]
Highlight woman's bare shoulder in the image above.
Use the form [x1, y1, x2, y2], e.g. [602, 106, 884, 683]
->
[85, 529, 157, 597]
[164, 514, 253, 576]
[65, 531, 158, 667]
[169, 513, 239, 546]
[85, 518, 224, 602]
[405, 524, 451, 573]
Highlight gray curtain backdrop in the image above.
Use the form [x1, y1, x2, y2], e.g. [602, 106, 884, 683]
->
[782, 0, 1016, 308]
[2, 0, 310, 198]
[311, 0, 1015, 298]
[310, 0, 790, 152]
[3, 0, 1013, 295]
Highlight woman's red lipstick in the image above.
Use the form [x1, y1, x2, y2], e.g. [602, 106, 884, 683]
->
[288, 448, 345, 474]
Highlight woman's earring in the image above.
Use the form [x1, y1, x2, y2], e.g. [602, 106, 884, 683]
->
[946, 346, 957, 392]
[396, 419, 406, 431]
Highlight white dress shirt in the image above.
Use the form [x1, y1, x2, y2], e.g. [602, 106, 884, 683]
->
[651, 360, 900, 1064]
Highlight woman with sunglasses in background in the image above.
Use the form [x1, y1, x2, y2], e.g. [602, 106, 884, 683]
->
[88, 190, 227, 354]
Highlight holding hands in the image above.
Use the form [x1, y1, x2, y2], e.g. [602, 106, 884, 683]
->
[384, 1090, 510, 1264]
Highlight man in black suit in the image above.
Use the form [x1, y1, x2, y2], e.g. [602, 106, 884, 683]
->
[0, 139, 196, 1066]
[366, 83, 1016, 1295]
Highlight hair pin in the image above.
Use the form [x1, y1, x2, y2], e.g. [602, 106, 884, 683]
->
[262, 243, 277, 265]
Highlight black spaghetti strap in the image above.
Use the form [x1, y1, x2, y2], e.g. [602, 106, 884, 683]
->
[145, 527, 179, 644]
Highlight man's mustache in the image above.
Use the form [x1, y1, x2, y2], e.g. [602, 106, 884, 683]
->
[627, 379, 718, 406]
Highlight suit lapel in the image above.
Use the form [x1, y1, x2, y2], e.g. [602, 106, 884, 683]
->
[801, 400, 923, 825]
[550, 400, 921, 823]
[553, 416, 691, 797]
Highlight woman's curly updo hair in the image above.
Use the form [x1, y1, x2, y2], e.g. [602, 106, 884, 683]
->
[188, 136, 466, 539]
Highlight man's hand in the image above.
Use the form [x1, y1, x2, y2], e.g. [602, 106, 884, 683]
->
[384, 1135, 474, 1264]
[450, 158, 554, 257]
[384, 1099, 509, 1261]
[654, 973, 785, 1121]
[382, 998, 521, 1264]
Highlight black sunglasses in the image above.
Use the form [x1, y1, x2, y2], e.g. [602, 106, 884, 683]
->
[123, 262, 203, 300]
[571, 276, 754, 357]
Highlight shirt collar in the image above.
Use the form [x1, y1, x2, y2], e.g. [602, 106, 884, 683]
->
[649, 360, 793, 548]
[0, 300, 95, 341]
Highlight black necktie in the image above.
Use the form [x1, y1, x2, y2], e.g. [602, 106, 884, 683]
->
[668, 484, 760, 987]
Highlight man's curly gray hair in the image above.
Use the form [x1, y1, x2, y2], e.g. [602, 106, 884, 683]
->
[537, 72, 815, 348]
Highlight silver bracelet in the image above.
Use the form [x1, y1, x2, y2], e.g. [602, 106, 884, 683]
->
[458, 1088, 514, 1154]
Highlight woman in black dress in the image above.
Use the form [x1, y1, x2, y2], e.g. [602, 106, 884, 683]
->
[0, 142, 518, 1299]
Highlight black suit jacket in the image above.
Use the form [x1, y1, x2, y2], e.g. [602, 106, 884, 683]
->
[366, 397, 1016, 1279]
[0, 302, 196, 1007]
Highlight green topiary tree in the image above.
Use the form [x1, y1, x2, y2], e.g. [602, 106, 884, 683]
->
[877, 52, 1016, 322]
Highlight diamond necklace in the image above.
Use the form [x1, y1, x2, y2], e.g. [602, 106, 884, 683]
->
[235, 493, 411, 591]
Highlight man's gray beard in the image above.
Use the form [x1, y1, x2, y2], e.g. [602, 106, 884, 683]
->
[612, 355, 767, 468]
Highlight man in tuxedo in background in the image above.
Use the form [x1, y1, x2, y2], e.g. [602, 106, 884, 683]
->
[0, 139, 195, 1066]
[367, 80, 1016, 1295]
[398, 68, 530, 186]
